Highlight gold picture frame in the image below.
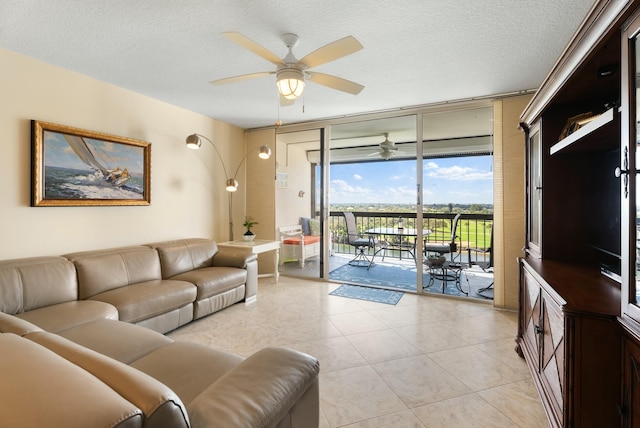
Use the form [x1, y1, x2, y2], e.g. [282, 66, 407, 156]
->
[31, 120, 151, 206]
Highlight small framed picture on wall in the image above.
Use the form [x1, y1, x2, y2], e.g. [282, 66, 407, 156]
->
[276, 172, 288, 188]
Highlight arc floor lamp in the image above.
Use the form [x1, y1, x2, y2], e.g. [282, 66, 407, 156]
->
[186, 133, 271, 240]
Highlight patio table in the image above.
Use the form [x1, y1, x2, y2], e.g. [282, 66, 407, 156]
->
[424, 260, 469, 295]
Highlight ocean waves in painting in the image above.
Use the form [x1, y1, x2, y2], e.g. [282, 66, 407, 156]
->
[45, 166, 144, 200]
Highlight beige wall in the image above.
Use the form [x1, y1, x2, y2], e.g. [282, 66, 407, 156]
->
[246, 129, 276, 274]
[493, 94, 530, 310]
[275, 141, 314, 228]
[0, 48, 244, 259]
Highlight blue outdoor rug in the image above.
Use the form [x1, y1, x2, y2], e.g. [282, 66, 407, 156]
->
[329, 284, 404, 305]
[329, 262, 465, 297]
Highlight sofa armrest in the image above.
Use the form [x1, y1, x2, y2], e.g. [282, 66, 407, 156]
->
[0, 333, 143, 428]
[212, 249, 257, 269]
[26, 331, 190, 428]
[187, 347, 319, 428]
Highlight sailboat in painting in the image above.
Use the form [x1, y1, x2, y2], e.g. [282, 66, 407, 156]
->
[63, 135, 131, 187]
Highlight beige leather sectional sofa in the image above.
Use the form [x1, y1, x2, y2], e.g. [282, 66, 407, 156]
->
[0, 238, 320, 427]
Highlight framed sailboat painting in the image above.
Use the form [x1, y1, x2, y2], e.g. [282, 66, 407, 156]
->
[31, 120, 151, 206]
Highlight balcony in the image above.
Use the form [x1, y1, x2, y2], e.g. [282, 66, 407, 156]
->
[329, 211, 492, 263]
[279, 211, 494, 300]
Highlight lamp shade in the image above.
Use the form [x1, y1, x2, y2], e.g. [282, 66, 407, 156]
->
[185, 134, 202, 149]
[276, 68, 305, 100]
[259, 145, 272, 159]
[225, 178, 239, 192]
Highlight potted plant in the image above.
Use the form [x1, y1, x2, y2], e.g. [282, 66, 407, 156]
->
[242, 216, 258, 241]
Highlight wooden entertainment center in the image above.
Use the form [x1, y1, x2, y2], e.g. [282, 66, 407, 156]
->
[517, 0, 640, 426]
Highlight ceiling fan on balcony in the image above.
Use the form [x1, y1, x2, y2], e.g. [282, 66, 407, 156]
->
[210, 32, 365, 103]
[367, 133, 399, 160]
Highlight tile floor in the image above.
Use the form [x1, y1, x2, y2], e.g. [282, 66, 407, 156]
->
[167, 276, 549, 428]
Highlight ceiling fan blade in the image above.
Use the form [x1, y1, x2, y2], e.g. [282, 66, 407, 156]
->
[299, 36, 363, 68]
[222, 32, 284, 66]
[307, 72, 364, 95]
[209, 71, 274, 86]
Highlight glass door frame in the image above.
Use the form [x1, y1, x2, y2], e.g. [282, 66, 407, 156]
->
[276, 100, 493, 290]
[621, 12, 640, 322]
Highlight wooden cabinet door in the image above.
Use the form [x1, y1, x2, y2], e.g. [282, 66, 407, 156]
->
[540, 292, 565, 425]
[624, 335, 640, 428]
[521, 269, 542, 367]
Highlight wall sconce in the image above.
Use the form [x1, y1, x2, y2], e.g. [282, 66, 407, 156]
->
[185, 133, 271, 240]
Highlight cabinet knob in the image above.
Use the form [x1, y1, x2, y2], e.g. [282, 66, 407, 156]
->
[614, 166, 628, 177]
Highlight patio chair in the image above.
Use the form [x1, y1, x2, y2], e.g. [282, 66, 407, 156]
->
[467, 227, 493, 297]
[343, 212, 375, 267]
[424, 213, 461, 261]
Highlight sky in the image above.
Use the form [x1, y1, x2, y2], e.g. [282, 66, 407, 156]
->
[329, 155, 493, 205]
[43, 130, 145, 174]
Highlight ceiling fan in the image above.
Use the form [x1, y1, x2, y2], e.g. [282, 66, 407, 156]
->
[367, 134, 399, 160]
[210, 32, 365, 102]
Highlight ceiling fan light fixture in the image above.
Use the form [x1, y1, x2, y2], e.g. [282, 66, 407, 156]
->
[380, 150, 394, 160]
[276, 68, 305, 100]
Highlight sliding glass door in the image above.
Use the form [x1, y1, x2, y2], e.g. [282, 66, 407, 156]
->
[328, 115, 421, 291]
[275, 129, 325, 279]
[274, 104, 494, 297]
[421, 106, 494, 297]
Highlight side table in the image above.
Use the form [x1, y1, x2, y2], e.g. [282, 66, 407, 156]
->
[218, 239, 280, 302]
[424, 259, 469, 295]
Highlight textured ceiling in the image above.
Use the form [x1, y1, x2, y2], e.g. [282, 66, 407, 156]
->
[0, 0, 595, 129]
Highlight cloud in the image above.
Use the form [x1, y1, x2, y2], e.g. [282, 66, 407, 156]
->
[353, 174, 362, 180]
[425, 164, 492, 181]
[330, 179, 415, 204]
[424, 161, 439, 170]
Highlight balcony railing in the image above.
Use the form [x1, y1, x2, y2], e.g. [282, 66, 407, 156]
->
[328, 211, 492, 263]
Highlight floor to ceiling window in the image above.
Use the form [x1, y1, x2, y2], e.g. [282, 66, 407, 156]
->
[274, 104, 495, 300]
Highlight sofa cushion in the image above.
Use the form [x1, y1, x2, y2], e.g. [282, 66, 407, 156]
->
[15, 300, 118, 333]
[283, 235, 321, 245]
[0, 333, 143, 428]
[187, 347, 320, 428]
[58, 318, 173, 364]
[0, 256, 77, 314]
[299, 217, 311, 236]
[130, 341, 243, 405]
[68, 247, 163, 300]
[88, 279, 196, 324]
[171, 267, 247, 300]
[27, 331, 190, 428]
[149, 239, 218, 279]
[309, 218, 321, 235]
